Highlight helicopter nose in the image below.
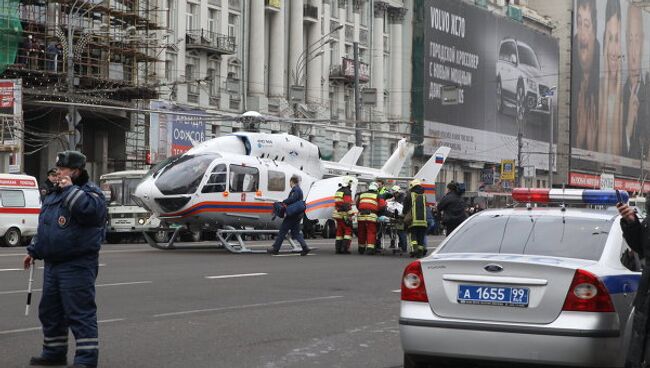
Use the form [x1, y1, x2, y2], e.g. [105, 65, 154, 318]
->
[134, 178, 155, 211]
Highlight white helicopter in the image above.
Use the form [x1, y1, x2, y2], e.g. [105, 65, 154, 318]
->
[134, 112, 450, 253]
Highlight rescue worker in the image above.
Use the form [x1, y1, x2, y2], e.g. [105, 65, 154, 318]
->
[356, 182, 384, 255]
[618, 200, 650, 368]
[391, 185, 409, 254]
[267, 175, 311, 256]
[403, 179, 428, 258]
[24, 151, 106, 368]
[436, 181, 468, 236]
[333, 176, 355, 254]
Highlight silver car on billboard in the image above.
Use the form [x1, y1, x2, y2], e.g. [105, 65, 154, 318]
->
[400, 207, 640, 368]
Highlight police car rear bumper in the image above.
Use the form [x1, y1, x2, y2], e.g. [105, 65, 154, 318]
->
[400, 301, 622, 367]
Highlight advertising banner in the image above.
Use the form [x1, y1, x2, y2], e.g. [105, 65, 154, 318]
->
[501, 159, 516, 181]
[422, 0, 559, 171]
[571, 0, 650, 178]
[149, 100, 207, 164]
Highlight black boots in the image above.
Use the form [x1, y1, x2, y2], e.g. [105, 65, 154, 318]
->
[335, 240, 343, 254]
[29, 356, 67, 366]
[342, 240, 351, 254]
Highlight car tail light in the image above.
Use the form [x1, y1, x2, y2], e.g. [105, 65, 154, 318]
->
[401, 261, 428, 303]
[562, 269, 614, 312]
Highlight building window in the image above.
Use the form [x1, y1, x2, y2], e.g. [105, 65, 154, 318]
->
[165, 53, 176, 82]
[166, 0, 177, 35]
[207, 59, 221, 106]
[186, 3, 198, 31]
[208, 8, 221, 34]
[464, 172, 472, 189]
[186, 55, 199, 101]
[360, 1, 369, 27]
[228, 13, 240, 45]
[346, 1, 354, 23]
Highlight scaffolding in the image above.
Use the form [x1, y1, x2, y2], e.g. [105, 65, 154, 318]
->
[1, 0, 163, 104]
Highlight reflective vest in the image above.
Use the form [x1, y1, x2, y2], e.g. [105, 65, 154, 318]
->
[358, 191, 379, 212]
[333, 187, 353, 219]
[410, 192, 427, 228]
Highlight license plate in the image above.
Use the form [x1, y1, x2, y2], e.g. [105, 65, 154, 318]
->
[458, 285, 529, 307]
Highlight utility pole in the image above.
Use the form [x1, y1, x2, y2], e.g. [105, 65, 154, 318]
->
[641, 141, 646, 194]
[67, 3, 77, 150]
[549, 95, 554, 188]
[517, 129, 523, 188]
[353, 41, 362, 164]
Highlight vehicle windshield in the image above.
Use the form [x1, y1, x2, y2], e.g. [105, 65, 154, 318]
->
[147, 154, 181, 179]
[438, 214, 614, 261]
[517, 45, 539, 68]
[124, 178, 142, 206]
[155, 154, 217, 195]
[100, 179, 123, 206]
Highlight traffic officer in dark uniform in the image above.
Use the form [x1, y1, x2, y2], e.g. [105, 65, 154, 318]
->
[24, 151, 106, 368]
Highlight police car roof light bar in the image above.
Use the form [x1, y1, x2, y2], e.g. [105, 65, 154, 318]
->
[512, 188, 629, 205]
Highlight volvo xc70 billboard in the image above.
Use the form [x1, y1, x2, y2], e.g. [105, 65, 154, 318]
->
[423, 0, 560, 173]
[571, 0, 650, 179]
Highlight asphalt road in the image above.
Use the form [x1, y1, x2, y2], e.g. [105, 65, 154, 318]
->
[0, 236, 444, 368]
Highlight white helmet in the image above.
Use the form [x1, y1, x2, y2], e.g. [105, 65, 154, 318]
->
[368, 182, 379, 191]
[341, 176, 354, 187]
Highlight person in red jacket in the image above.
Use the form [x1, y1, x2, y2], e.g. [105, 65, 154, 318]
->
[356, 182, 385, 255]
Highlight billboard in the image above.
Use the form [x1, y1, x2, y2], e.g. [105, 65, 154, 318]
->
[149, 100, 207, 164]
[571, 0, 650, 178]
[0, 79, 22, 173]
[422, 0, 560, 172]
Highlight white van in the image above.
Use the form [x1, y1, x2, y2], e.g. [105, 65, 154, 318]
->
[0, 174, 40, 246]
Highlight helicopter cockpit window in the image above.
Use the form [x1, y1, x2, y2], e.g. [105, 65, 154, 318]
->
[202, 164, 227, 193]
[268, 171, 285, 192]
[229, 165, 259, 192]
[155, 154, 218, 195]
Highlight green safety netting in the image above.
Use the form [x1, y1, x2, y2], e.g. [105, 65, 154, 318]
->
[0, 0, 21, 74]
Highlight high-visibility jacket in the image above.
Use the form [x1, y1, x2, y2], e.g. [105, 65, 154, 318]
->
[409, 191, 428, 228]
[357, 190, 385, 222]
[333, 186, 354, 219]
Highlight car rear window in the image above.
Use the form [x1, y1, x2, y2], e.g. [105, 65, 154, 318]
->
[438, 214, 613, 261]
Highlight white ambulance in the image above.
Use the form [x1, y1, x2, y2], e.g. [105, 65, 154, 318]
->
[0, 174, 40, 246]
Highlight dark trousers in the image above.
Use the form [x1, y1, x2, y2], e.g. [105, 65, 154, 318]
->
[445, 219, 463, 236]
[410, 226, 427, 252]
[39, 256, 99, 366]
[272, 216, 309, 252]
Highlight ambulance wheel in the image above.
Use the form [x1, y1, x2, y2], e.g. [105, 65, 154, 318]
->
[3, 227, 21, 247]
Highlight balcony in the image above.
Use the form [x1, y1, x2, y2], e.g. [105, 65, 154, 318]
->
[265, 0, 281, 12]
[330, 57, 369, 83]
[304, 4, 318, 23]
[185, 29, 236, 55]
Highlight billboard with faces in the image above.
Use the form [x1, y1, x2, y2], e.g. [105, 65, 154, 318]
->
[571, 0, 650, 178]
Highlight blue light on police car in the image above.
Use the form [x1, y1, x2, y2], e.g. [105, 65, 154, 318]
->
[581, 190, 629, 205]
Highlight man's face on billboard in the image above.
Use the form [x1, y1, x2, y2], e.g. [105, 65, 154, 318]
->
[605, 13, 621, 72]
[627, 7, 643, 79]
[577, 4, 596, 72]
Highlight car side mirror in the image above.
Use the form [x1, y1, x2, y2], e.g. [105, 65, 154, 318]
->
[510, 54, 517, 64]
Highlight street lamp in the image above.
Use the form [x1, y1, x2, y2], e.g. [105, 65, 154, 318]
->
[292, 24, 343, 86]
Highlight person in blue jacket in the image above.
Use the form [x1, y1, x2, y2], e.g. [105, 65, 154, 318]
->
[23, 151, 106, 368]
[268, 175, 311, 256]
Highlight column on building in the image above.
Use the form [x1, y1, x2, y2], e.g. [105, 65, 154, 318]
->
[371, 1, 387, 120]
[306, 0, 323, 105]
[388, 6, 406, 120]
[334, 0, 346, 121]
[268, 2, 285, 99]
[289, 0, 304, 90]
[248, 0, 265, 97]
[322, 0, 332, 110]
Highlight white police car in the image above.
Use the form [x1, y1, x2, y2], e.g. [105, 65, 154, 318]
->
[400, 189, 640, 368]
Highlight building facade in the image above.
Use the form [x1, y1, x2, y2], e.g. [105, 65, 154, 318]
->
[154, 0, 413, 170]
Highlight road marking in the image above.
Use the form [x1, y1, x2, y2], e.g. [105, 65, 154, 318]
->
[205, 273, 268, 280]
[392, 289, 401, 293]
[153, 295, 344, 318]
[0, 281, 152, 295]
[0, 318, 125, 336]
[0, 264, 106, 272]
